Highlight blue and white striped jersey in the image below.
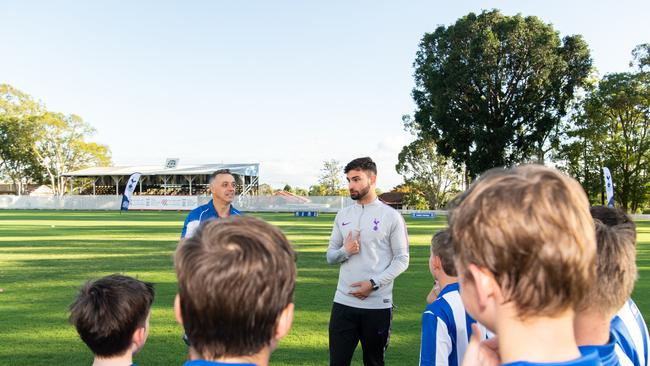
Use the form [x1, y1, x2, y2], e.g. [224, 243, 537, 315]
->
[420, 282, 475, 366]
[579, 332, 635, 366]
[180, 200, 241, 239]
[612, 298, 649, 366]
[504, 350, 600, 366]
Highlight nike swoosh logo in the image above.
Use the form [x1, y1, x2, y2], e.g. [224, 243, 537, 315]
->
[342, 222, 351, 226]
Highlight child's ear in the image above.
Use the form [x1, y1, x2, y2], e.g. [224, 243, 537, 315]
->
[433, 256, 442, 271]
[132, 325, 146, 350]
[468, 264, 497, 308]
[274, 302, 295, 340]
[174, 294, 184, 326]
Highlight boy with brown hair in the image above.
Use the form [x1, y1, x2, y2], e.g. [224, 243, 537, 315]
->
[589, 206, 649, 366]
[174, 216, 297, 366]
[69, 274, 155, 366]
[450, 165, 599, 366]
[420, 229, 478, 366]
[575, 214, 636, 366]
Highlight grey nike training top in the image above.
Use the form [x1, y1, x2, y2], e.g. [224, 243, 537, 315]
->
[326, 198, 410, 309]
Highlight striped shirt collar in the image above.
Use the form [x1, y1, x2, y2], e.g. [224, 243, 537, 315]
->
[437, 282, 460, 300]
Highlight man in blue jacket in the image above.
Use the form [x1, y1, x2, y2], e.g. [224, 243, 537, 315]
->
[181, 169, 241, 239]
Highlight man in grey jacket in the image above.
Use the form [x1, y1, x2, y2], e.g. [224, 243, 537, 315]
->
[326, 157, 410, 366]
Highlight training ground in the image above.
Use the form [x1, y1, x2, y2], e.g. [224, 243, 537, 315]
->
[1, 210, 649, 365]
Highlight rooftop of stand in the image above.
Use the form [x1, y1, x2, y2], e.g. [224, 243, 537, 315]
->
[62, 163, 259, 177]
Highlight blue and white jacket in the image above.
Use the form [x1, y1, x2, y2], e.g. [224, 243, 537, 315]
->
[180, 200, 241, 239]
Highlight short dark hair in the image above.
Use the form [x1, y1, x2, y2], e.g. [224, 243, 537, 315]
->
[210, 169, 232, 181]
[344, 157, 377, 175]
[431, 230, 457, 276]
[69, 274, 155, 357]
[175, 216, 297, 359]
[590, 206, 634, 228]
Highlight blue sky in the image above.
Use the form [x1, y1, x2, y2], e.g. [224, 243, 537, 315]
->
[2, 1, 648, 190]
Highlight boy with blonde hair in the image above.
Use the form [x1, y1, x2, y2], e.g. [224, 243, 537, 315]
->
[450, 165, 599, 366]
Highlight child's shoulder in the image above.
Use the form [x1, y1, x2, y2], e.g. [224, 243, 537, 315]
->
[503, 351, 600, 366]
[423, 292, 460, 322]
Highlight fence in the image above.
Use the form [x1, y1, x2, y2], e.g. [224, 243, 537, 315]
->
[3, 195, 649, 220]
[0, 195, 358, 213]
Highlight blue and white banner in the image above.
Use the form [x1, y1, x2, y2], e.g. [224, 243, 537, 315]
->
[603, 167, 614, 208]
[120, 173, 141, 211]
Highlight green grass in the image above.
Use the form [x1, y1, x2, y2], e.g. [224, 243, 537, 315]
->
[0, 210, 649, 365]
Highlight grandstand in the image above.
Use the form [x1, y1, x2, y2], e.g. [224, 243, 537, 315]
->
[62, 163, 259, 196]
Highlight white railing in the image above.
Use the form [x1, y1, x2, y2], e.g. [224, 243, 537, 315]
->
[0, 195, 121, 210]
[0, 195, 356, 213]
[4, 196, 650, 221]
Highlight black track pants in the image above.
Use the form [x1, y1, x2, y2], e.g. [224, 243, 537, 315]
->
[329, 302, 392, 366]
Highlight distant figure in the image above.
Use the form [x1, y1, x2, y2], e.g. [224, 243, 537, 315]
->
[69, 274, 155, 366]
[174, 216, 296, 366]
[326, 157, 409, 366]
[181, 169, 241, 239]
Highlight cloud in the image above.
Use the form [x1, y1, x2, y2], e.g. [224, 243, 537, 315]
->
[371, 134, 414, 191]
[258, 159, 320, 189]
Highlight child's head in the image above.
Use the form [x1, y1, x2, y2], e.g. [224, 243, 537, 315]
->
[174, 216, 297, 360]
[429, 229, 457, 279]
[590, 205, 634, 227]
[450, 165, 596, 329]
[577, 206, 637, 317]
[69, 274, 155, 358]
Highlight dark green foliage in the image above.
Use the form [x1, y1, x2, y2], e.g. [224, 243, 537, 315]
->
[411, 10, 592, 181]
[560, 45, 650, 212]
[396, 137, 461, 209]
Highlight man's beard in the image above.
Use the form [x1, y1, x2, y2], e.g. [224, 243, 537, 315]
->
[350, 184, 370, 200]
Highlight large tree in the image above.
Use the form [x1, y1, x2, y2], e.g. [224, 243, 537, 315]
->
[557, 112, 606, 205]
[411, 10, 592, 182]
[562, 45, 650, 212]
[396, 138, 461, 209]
[0, 85, 46, 192]
[34, 112, 111, 196]
[0, 84, 43, 117]
[0, 115, 44, 194]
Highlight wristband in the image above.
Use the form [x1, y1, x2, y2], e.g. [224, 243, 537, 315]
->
[369, 279, 379, 291]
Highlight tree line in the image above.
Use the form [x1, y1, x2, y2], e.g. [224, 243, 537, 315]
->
[5, 10, 648, 211]
[400, 10, 650, 212]
[0, 84, 111, 195]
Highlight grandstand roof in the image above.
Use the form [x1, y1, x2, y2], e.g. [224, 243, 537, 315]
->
[62, 163, 259, 177]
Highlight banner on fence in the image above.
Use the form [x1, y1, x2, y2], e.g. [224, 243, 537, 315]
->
[128, 196, 199, 210]
[120, 173, 141, 211]
[411, 212, 436, 219]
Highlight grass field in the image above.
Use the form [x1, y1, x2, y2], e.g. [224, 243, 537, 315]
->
[0, 210, 649, 365]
